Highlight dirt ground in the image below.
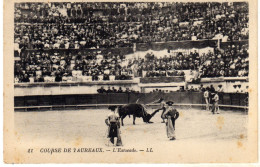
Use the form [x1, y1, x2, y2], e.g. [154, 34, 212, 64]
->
[14, 107, 248, 147]
[12, 107, 252, 163]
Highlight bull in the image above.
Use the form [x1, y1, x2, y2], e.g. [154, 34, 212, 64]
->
[118, 103, 160, 126]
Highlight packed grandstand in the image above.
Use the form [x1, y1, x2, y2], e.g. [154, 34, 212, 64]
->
[14, 2, 249, 94]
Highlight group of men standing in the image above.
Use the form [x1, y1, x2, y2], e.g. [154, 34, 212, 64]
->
[203, 88, 220, 114]
[105, 98, 180, 146]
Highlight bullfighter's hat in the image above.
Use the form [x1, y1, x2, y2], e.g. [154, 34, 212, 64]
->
[166, 101, 174, 106]
[108, 106, 117, 111]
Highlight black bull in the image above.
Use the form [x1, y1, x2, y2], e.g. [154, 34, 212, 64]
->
[118, 104, 160, 126]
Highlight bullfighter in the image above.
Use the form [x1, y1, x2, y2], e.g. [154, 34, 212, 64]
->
[162, 101, 179, 140]
[105, 106, 122, 146]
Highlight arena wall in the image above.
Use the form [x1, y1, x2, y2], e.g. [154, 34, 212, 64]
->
[14, 80, 140, 96]
[14, 76, 248, 96]
[14, 92, 248, 111]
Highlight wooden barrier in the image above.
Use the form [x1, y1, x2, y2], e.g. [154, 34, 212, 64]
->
[14, 92, 248, 111]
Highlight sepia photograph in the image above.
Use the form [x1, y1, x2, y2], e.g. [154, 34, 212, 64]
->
[3, 0, 258, 164]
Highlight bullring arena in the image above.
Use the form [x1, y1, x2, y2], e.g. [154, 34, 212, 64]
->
[12, 2, 251, 163]
[15, 107, 248, 146]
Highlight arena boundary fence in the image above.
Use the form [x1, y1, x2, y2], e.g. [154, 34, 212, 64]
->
[14, 92, 248, 111]
[14, 104, 248, 112]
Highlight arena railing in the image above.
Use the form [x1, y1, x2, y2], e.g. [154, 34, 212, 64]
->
[14, 92, 248, 111]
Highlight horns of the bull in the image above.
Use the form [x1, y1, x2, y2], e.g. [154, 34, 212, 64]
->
[144, 109, 159, 122]
[152, 109, 160, 117]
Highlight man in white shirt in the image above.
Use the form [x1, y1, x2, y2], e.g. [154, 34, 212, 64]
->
[204, 89, 210, 111]
[211, 92, 220, 114]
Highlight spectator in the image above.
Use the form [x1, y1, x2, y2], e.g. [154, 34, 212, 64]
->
[22, 74, 30, 82]
[55, 73, 62, 82]
[209, 85, 215, 93]
[199, 84, 205, 92]
[118, 87, 123, 93]
[112, 87, 117, 93]
[97, 86, 106, 93]
[106, 86, 113, 93]
[35, 75, 44, 82]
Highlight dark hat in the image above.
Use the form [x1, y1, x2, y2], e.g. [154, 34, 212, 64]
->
[166, 101, 174, 106]
[108, 106, 117, 111]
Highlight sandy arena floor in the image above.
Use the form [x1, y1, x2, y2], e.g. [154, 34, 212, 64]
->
[14, 107, 248, 147]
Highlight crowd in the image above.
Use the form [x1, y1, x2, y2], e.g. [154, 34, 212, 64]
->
[200, 44, 249, 77]
[14, 2, 249, 83]
[14, 50, 133, 83]
[14, 44, 249, 83]
[134, 51, 200, 77]
[14, 2, 248, 50]
[97, 86, 138, 93]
